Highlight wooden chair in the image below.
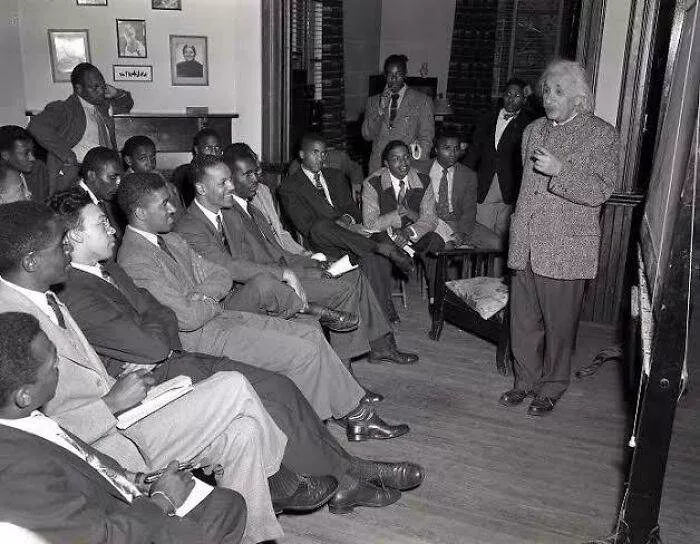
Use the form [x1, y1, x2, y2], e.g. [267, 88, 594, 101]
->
[428, 246, 512, 375]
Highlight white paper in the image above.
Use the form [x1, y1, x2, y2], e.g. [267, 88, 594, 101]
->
[175, 478, 214, 517]
[116, 376, 194, 429]
[326, 254, 358, 277]
[310, 252, 327, 262]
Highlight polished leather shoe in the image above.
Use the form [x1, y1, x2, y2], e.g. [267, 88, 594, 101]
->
[356, 461, 425, 491]
[345, 404, 409, 442]
[368, 347, 419, 365]
[361, 388, 384, 404]
[328, 477, 400, 514]
[306, 303, 359, 332]
[527, 395, 556, 416]
[376, 242, 413, 275]
[271, 474, 338, 513]
[499, 389, 528, 407]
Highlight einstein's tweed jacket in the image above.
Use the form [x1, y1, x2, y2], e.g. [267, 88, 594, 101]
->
[508, 113, 619, 280]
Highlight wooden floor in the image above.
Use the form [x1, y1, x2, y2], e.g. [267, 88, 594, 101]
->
[280, 283, 700, 544]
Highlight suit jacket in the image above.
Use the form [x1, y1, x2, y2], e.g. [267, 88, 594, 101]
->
[0, 282, 145, 467]
[27, 92, 134, 194]
[252, 183, 308, 255]
[279, 167, 361, 240]
[463, 108, 532, 204]
[0, 424, 232, 544]
[414, 159, 478, 239]
[361, 87, 435, 172]
[362, 167, 438, 240]
[58, 263, 180, 374]
[117, 227, 233, 338]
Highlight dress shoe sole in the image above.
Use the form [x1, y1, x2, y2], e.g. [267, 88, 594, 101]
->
[328, 492, 400, 514]
[273, 482, 339, 513]
[320, 321, 360, 333]
[367, 355, 419, 365]
[347, 425, 410, 442]
[526, 407, 555, 417]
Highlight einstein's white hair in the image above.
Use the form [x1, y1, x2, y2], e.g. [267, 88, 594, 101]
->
[538, 59, 594, 114]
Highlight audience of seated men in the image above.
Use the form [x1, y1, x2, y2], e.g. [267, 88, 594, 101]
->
[48, 187, 420, 513]
[122, 134, 186, 222]
[171, 127, 223, 206]
[115, 172, 410, 440]
[0, 201, 319, 543]
[76, 146, 128, 241]
[27, 63, 133, 194]
[278, 132, 414, 325]
[0, 125, 50, 202]
[0, 312, 247, 544]
[174, 152, 418, 366]
[0, 163, 32, 204]
[362, 140, 443, 321]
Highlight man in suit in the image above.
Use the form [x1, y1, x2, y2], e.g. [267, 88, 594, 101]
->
[0, 125, 49, 201]
[0, 312, 247, 544]
[362, 54, 435, 172]
[28, 63, 133, 194]
[0, 201, 335, 544]
[463, 78, 532, 243]
[279, 133, 414, 327]
[116, 172, 411, 440]
[175, 153, 417, 365]
[49, 187, 419, 514]
[171, 127, 223, 206]
[75, 146, 127, 242]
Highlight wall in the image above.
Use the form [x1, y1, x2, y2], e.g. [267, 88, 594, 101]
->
[17, 0, 262, 156]
[0, 0, 27, 126]
[594, 0, 633, 125]
[379, 0, 456, 95]
[344, 0, 382, 121]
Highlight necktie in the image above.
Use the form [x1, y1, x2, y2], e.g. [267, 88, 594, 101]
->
[97, 264, 117, 287]
[503, 111, 516, 121]
[312, 172, 324, 193]
[436, 167, 451, 218]
[93, 107, 113, 149]
[397, 178, 407, 205]
[216, 214, 230, 253]
[60, 430, 141, 501]
[156, 235, 176, 262]
[389, 93, 400, 126]
[248, 203, 275, 245]
[46, 292, 66, 329]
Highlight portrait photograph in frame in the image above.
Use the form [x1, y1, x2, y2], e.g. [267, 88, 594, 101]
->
[152, 0, 181, 10]
[169, 35, 208, 86]
[113, 65, 153, 82]
[48, 29, 91, 83]
[76, 0, 108, 5]
[117, 19, 147, 58]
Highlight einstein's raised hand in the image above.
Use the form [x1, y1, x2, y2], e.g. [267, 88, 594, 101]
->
[532, 147, 562, 177]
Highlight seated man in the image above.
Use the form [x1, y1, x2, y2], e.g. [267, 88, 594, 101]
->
[49, 187, 419, 513]
[414, 131, 502, 303]
[171, 127, 223, 206]
[0, 312, 247, 544]
[27, 63, 133, 193]
[0, 201, 328, 544]
[121, 135, 185, 222]
[175, 153, 417, 365]
[363, 140, 443, 318]
[278, 132, 414, 325]
[0, 125, 48, 201]
[77, 146, 127, 240]
[0, 163, 32, 204]
[116, 173, 409, 440]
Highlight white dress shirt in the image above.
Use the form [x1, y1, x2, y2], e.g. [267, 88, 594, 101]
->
[231, 194, 250, 215]
[194, 198, 223, 229]
[429, 161, 454, 212]
[0, 277, 61, 327]
[127, 225, 159, 246]
[78, 180, 100, 205]
[72, 96, 104, 162]
[383, 84, 407, 111]
[388, 172, 407, 201]
[494, 108, 518, 148]
[301, 165, 334, 207]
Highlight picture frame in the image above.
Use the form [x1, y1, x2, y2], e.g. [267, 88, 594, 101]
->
[117, 19, 147, 59]
[169, 35, 208, 86]
[113, 64, 153, 82]
[152, 0, 181, 10]
[48, 29, 91, 83]
[76, 0, 108, 5]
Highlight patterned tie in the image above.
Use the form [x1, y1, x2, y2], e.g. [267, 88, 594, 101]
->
[247, 203, 272, 243]
[97, 264, 117, 287]
[46, 292, 66, 329]
[389, 93, 400, 126]
[312, 172, 324, 193]
[216, 214, 230, 253]
[156, 235, 177, 261]
[93, 106, 113, 149]
[397, 178, 407, 205]
[436, 167, 451, 218]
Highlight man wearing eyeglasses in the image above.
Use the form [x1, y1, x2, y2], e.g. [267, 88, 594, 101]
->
[170, 128, 223, 207]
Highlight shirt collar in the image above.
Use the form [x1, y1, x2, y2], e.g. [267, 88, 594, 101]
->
[127, 225, 159, 246]
[385, 84, 407, 100]
[231, 194, 249, 214]
[0, 277, 59, 324]
[389, 171, 407, 188]
[194, 198, 221, 228]
[70, 262, 104, 280]
[77, 94, 96, 112]
[78, 180, 100, 205]
[0, 410, 50, 431]
[430, 161, 453, 175]
[301, 165, 323, 183]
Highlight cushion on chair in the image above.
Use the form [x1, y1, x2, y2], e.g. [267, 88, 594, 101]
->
[445, 277, 509, 320]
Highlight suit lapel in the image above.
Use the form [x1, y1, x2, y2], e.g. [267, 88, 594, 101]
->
[189, 203, 229, 253]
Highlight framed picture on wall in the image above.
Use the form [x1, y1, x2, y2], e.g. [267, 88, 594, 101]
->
[48, 29, 91, 83]
[76, 0, 108, 5]
[152, 0, 181, 10]
[116, 19, 147, 58]
[113, 65, 153, 82]
[169, 35, 208, 86]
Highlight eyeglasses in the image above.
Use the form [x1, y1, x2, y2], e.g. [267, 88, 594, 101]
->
[202, 145, 223, 155]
